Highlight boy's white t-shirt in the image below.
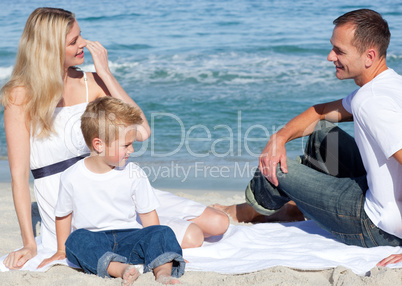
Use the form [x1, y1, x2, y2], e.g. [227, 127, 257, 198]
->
[55, 160, 160, 232]
[342, 68, 402, 239]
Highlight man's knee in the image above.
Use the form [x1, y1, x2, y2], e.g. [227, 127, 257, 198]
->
[314, 120, 337, 132]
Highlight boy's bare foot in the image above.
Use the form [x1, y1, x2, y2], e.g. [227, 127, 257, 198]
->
[211, 201, 304, 223]
[155, 274, 181, 284]
[153, 262, 181, 284]
[122, 265, 140, 286]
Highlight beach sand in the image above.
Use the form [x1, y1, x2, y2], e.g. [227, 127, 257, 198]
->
[0, 182, 400, 286]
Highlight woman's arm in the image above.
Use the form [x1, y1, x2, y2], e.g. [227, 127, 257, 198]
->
[85, 40, 151, 141]
[37, 214, 72, 269]
[3, 87, 37, 269]
[139, 210, 160, 227]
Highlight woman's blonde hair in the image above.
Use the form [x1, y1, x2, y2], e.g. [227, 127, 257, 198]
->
[0, 7, 76, 137]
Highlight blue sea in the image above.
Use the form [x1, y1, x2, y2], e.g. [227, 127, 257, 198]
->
[1, 0, 402, 190]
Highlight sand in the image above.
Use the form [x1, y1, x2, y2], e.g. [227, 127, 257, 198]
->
[0, 182, 400, 286]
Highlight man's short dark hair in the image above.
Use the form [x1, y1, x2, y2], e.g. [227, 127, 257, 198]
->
[333, 9, 390, 58]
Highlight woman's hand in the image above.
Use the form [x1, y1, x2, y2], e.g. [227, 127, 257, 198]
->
[84, 39, 151, 141]
[37, 250, 67, 269]
[3, 244, 37, 270]
[85, 39, 111, 78]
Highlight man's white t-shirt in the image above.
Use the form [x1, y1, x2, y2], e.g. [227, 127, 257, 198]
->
[342, 68, 402, 239]
[55, 160, 160, 232]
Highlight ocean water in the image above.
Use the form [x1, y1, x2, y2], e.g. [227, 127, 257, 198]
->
[1, 0, 402, 189]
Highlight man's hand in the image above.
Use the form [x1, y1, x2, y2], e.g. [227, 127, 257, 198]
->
[377, 253, 402, 267]
[259, 134, 288, 186]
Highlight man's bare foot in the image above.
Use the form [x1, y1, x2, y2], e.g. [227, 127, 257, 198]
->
[211, 201, 304, 223]
[261, 201, 304, 223]
[155, 274, 181, 284]
[122, 265, 140, 286]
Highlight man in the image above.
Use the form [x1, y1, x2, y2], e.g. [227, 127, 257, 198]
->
[215, 9, 402, 265]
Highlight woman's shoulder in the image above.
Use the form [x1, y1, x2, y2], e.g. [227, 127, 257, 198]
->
[3, 86, 28, 106]
[80, 70, 108, 101]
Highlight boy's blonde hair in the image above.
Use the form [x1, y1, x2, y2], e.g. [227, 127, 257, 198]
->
[81, 97, 143, 150]
[1, 7, 76, 137]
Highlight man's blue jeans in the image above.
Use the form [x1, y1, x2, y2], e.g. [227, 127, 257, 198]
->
[247, 120, 402, 247]
[65, 225, 185, 278]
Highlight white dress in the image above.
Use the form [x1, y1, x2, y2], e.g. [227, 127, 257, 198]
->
[29, 71, 206, 251]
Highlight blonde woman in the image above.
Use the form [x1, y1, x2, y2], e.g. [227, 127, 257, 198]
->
[1, 7, 229, 270]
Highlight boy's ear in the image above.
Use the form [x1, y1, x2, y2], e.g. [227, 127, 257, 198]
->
[92, 138, 104, 153]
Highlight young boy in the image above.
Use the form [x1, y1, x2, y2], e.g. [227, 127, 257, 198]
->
[39, 97, 185, 285]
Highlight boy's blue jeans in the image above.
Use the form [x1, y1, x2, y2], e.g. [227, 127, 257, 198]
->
[246, 120, 402, 248]
[65, 225, 185, 278]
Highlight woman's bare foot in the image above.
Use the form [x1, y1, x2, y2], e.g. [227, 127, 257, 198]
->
[211, 203, 258, 223]
[155, 274, 181, 284]
[211, 201, 304, 223]
[122, 265, 140, 286]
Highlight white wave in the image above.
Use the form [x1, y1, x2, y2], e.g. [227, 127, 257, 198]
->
[0, 66, 13, 80]
[387, 53, 402, 61]
[106, 52, 332, 86]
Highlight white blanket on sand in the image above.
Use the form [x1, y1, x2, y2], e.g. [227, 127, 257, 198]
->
[1, 220, 401, 276]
